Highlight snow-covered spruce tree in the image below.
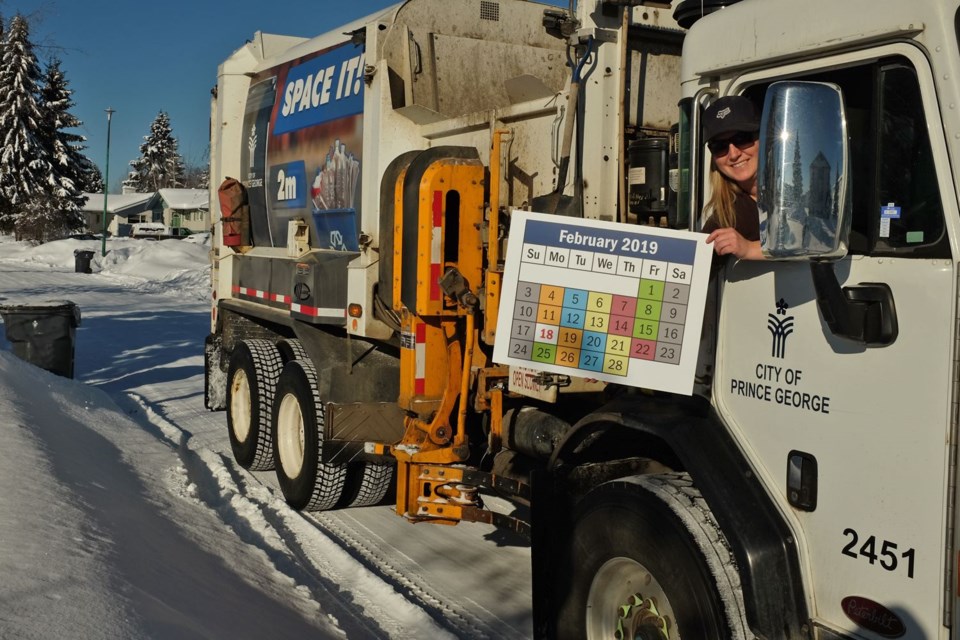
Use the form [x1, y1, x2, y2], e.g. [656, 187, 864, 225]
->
[123, 111, 186, 193]
[85, 162, 104, 193]
[40, 58, 103, 193]
[16, 191, 71, 242]
[196, 165, 209, 190]
[37, 58, 88, 236]
[0, 14, 54, 238]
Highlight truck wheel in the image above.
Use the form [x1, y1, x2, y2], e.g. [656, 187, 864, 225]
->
[276, 338, 308, 364]
[340, 463, 394, 507]
[554, 473, 749, 640]
[272, 359, 346, 511]
[226, 339, 283, 471]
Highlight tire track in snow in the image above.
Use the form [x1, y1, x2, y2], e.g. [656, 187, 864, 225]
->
[304, 510, 511, 639]
[127, 392, 455, 640]
[130, 392, 520, 639]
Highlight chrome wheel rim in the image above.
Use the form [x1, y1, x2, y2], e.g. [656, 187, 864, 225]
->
[276, 392, 305, 478]
[229, 369, 252, 442]
[586, 557, 676, 640]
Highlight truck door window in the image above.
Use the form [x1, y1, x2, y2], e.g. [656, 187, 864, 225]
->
[874, 63, 946, 255]
[752, 57, 948, 258]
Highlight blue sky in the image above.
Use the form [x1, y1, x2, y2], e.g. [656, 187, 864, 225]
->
[13, 0, 569, 192]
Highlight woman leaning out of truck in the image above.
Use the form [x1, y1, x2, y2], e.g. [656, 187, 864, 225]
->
[702, 95, 764, 261]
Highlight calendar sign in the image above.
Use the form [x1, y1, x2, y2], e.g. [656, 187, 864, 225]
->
[493, 210, 713, 395]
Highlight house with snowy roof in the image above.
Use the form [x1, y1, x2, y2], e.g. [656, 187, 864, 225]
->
[80, 192, 158, 236]
[80, 189, 209, 236]
[150, 189, 210, 234]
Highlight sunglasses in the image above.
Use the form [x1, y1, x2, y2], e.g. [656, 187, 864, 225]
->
[707, 131, 758, 156]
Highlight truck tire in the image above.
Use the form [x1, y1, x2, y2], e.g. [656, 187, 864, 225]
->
[554, 473, 749, 640]
[340, 463, 394, 507]
[276, 338, 308, 364]
[272, 359, 346, 511]
[226, 339, 283, 471]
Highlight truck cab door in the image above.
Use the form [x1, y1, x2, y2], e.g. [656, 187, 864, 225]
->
[713, 51, 956, 638]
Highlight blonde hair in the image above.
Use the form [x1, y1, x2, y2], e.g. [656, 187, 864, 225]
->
[704, 164, 748, 229]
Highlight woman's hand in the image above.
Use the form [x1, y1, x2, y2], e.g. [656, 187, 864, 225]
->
[705, 227, 763, 260]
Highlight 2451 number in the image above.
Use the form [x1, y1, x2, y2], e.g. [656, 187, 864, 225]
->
[841, 528, 915, 579]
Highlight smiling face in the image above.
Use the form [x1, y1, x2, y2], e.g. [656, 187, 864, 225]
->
[710, 131, 760, 196]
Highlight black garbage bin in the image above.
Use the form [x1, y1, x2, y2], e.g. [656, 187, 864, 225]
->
[74, 249, 95, 274]
[0, 301, 81, 378]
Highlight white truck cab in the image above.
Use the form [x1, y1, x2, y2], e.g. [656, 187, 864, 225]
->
[681, 0, 960, 636]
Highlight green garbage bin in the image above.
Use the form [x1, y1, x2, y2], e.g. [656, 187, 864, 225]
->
[74, 249, 95, 273]
[0, 301, 81, 378]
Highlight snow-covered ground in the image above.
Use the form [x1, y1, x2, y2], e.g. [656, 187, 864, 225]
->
[0, 235, 532, 639]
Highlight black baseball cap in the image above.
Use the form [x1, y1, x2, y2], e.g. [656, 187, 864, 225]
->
[703, 96, 759, 143]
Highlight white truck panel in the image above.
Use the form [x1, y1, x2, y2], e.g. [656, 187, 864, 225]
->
[681, 7, 960, 636]
[717, 258, 954, 638]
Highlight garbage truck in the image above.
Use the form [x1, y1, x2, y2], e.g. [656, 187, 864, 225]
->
[204, 0, 960, 637]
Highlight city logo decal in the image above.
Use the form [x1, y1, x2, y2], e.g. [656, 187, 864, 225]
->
[767, 298, 794, 359]
[247, 124, 258, 171]
[731, 297, 830, 414]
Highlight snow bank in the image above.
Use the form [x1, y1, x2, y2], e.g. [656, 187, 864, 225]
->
[0, 234, 211, 301]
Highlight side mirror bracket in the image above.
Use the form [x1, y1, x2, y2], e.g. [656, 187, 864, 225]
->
[809, 262, 898, 346]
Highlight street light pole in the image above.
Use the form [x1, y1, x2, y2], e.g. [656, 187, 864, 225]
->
[100, 108, 115, 257]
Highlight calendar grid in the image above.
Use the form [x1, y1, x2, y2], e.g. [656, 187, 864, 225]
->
[493, 211, 712, 396]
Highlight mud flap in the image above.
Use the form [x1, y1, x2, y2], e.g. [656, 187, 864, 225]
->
[531, 467, 570, 640]
[204, 333, 227, 411]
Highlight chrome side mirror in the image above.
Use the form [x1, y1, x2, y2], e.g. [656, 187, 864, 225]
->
[757, 81, 850, 260]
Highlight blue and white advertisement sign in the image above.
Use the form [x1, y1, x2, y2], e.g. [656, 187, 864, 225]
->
[273, 44, 365, 135]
